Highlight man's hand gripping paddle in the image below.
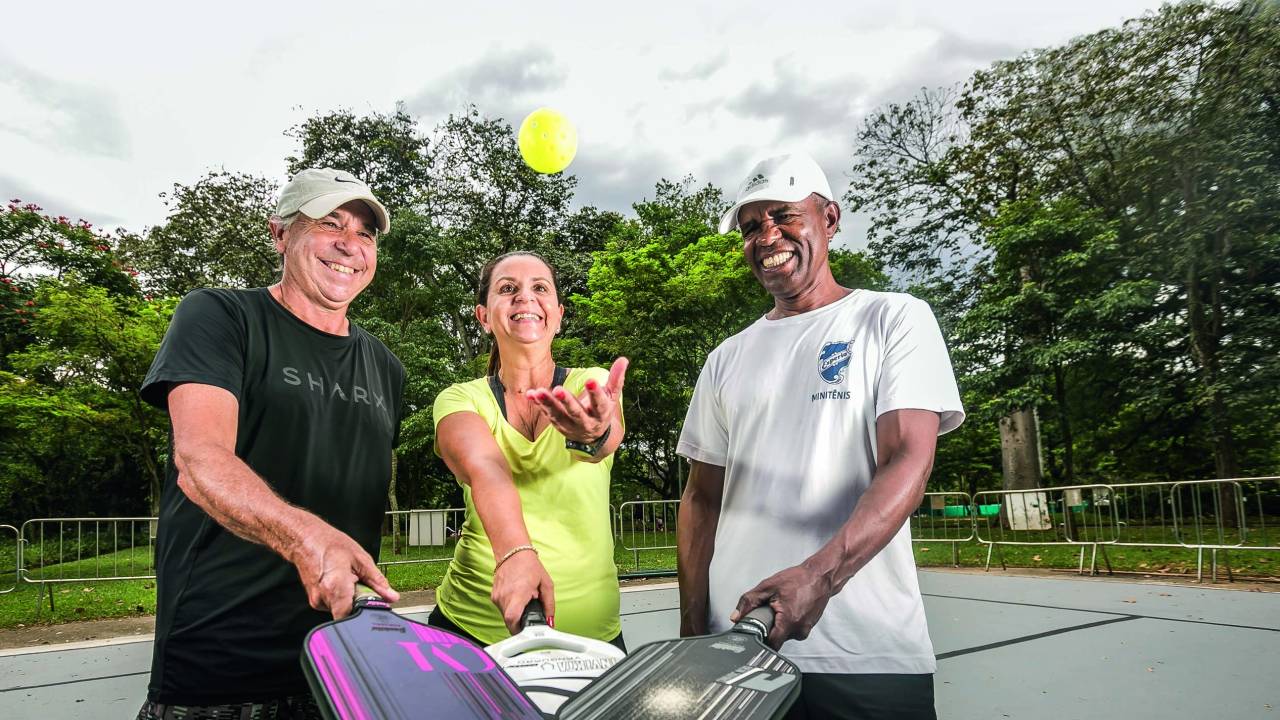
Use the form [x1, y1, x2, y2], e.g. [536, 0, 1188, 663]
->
[557, 605, 800, 720]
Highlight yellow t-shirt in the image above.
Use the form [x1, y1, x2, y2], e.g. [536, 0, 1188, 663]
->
[432, 367, 621, 645]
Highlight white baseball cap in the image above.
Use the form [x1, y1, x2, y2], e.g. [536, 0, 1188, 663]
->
[276, 168, 391, 234]
[718, 152, 835, 234]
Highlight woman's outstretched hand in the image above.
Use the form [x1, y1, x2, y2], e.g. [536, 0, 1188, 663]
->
[527, 357, 628, 444]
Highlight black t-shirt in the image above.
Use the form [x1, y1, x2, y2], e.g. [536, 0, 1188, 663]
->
[140, 287, 404, 704]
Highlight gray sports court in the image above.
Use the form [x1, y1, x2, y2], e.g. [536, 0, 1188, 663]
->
[1, 571, 1276, 719]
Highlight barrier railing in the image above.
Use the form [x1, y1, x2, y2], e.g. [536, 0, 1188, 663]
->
[1, 524, 17, 594]
[378, 508, 466, 574]
[911, 492, 976, 566]
[1, 479, 1275, 609]
[20, 517, 158, 584]
[974, 485, 1120, 575]
[20, 517, 158, 614]
[617, 500, 679, 571]
[1111, 481, 1183, 546]
[1170, 477, 1280, 581]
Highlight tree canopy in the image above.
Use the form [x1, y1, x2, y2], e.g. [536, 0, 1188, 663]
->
[1, 1, 1275, 522]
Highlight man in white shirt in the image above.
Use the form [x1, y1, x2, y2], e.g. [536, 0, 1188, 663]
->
[676, 151, 964, 719]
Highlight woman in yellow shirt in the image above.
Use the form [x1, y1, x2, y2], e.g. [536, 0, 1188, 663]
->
[430, 251, 628, 648]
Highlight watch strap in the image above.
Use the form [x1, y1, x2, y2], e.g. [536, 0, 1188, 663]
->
[566, 425, 612, 457]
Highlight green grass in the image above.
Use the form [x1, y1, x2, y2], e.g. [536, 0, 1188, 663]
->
[1, 529, 1273, 630]
[0, 534, 678, 629]
[913, 539, 1277, 576]
[0, 579, 156, 628]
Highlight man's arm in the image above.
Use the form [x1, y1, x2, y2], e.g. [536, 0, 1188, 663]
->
[677, 460, 725, 637]
[731, 408, 940, 649]
[169, 382, 398, 619]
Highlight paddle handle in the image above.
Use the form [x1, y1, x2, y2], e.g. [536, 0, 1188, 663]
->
[353, 583, 391, 608]
[520, 597, 548, 629]
[733, 605, 774, 641]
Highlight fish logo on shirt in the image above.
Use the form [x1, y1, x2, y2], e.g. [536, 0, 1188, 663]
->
[818, 341, 852, 385]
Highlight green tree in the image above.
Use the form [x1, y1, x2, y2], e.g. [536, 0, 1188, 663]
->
[965, 1, 1280, 484]
[850, 1, 1280, 492]
[3, 279, 174, 516]
[285, 105, 432, 216]
[119, 171, 279, 297]
[1, 201, 143, 368]
[0, 203, 170, 519]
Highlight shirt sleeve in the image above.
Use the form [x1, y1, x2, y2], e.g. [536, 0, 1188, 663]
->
[875, 297, 966, 435]
[676, 353, 729, 466]
[432, 382, 487, 457]
[140, 289, 246, 412]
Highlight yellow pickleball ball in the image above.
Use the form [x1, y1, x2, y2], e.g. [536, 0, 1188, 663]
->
[518, 107, 578, 174]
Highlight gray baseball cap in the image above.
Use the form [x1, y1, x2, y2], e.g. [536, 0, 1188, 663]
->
[276, 168, 390, 234]
[718, 152, 834, 234]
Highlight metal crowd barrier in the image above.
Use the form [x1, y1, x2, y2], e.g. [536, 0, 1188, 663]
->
[20, 517, 157, 613]
[2, 478, 1275, 612]
[1169, 477, 1280, 581]
[378, 508, 467, 575]
[974, 485, 1120, 575]
[911, 492, 976, 566]
[617, 500, 679, 571]
[1, 524, 17, 594]
[1110, 481, 1183, 543]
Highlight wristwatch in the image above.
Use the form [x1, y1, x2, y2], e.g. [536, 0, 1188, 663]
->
[566, 426, 612, 457]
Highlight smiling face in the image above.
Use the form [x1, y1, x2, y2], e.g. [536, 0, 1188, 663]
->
[476, 254, 564, 349]
[273, 200, 379, 311]
[738, 194, 841, 308]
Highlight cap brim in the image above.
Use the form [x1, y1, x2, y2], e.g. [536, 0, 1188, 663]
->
[298, 191, 391, 234]
[717, 185, 818, 234]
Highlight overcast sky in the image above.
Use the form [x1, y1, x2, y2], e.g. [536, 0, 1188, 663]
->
[1, 0, 1171, 248]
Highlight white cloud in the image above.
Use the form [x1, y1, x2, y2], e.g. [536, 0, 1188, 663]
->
[0, 0, 1173, 240]
[0, 53, 130, 159]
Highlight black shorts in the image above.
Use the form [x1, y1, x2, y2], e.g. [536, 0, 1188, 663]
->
[783, 672, 936, 720]
[427, 605, 628, 652]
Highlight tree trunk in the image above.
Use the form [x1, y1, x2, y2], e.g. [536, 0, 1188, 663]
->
[1053, 363, 1075, 486]
[999, 407, 1044, 530]
[387, 452, 401, 555]
[999, 407, 1044, 491]
[131, 392, 163, 539]
[1185, 227, 1239, 525]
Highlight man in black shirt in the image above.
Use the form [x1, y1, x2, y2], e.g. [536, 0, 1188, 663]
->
[137, 169, 405, 719]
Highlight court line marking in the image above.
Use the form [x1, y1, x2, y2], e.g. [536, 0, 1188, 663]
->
[936, 616, 1139, 660]
[922, 592, 1280, 633]
[2, 670, 149, 693]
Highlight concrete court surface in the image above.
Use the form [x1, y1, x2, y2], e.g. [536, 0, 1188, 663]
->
[1, 571, 1277, 719]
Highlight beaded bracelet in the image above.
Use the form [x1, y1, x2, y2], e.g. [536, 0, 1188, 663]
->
[494, 544, 537, 575]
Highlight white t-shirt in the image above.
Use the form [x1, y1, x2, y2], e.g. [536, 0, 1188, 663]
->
[677, 289, 964, 674]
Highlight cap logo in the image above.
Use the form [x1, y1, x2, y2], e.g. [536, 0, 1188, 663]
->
[790, 176, 795, 186]
[334, 176, 361, 185]
[744, 173, 769, 192]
